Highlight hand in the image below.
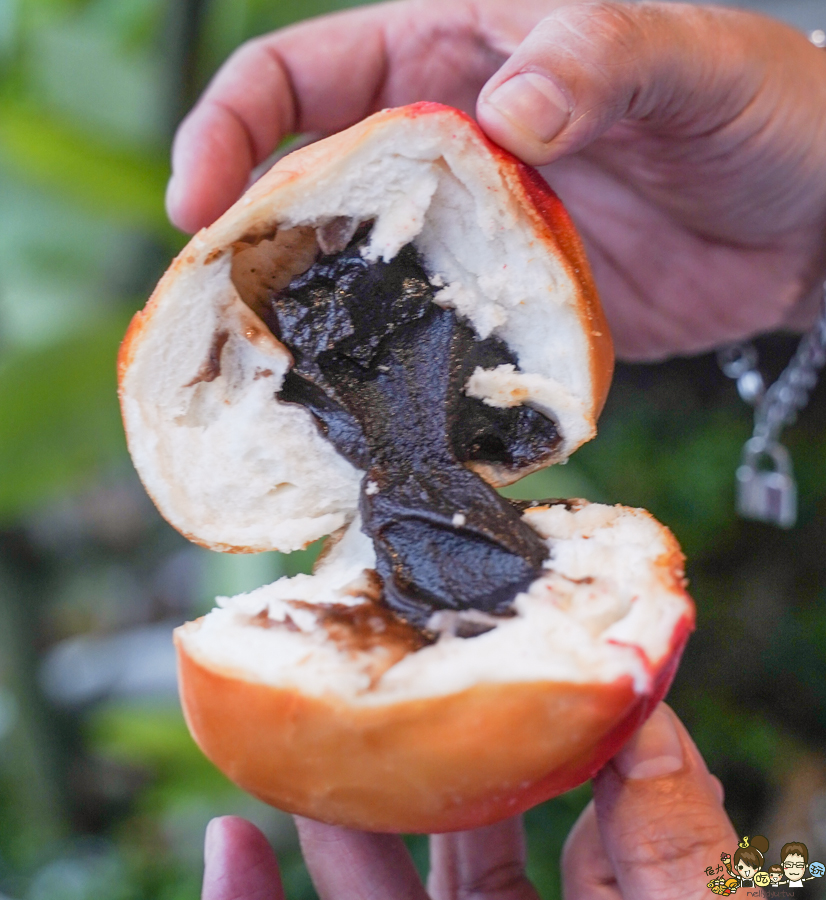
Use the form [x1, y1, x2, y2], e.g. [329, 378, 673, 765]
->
[166, 0, 572, 232]
[200, 704, 737, 900]
[166, 0, 826, 361]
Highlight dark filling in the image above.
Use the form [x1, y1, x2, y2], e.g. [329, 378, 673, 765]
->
[261, 225, 561, 630]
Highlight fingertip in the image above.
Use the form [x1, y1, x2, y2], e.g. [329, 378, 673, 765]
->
[610, 703, 685, 781]
[477, 72, 570, 165]
[202, 816, 283, 900]
[164, 173, 198, 234]
[293, 815, 347, 847]
[711, 775, 726, 804]
[203, 815, 225, 866]
[167, 104, 255, 233]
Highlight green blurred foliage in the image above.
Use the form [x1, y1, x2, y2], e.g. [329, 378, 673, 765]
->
[0, 316, 130, 522]
[0, 99, 172, 238]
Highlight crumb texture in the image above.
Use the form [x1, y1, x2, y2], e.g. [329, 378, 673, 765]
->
[178, 502, 691, 705]
[120, 108, 599, 553]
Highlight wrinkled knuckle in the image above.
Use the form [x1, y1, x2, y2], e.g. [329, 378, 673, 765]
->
[229, 33, 268, 64]
[461, 860, 534, 899]
[614, 813, 732, 872]
[544, 1, 644, 52]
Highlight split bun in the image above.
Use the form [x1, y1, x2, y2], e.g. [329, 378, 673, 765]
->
[119, 103, 693, 832]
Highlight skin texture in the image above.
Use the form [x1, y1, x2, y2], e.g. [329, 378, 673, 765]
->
[167, 0, 826, 360]
[201, 705, 738, 900]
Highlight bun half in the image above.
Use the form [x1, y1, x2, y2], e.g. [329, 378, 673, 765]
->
[175, 502, 693, 832]
[119, 103, 612, 554]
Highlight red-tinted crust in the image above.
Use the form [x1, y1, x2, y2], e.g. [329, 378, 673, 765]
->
[514, 163, 613, 416]
[175, 534, 693, 834]
[393, 103, 613, 416]
[123, 105, 686, 832]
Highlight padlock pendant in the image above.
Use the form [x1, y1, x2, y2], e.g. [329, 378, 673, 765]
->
[736, 438, 797, 528]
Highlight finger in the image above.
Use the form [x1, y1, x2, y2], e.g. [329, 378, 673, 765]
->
[429, 815, 540, 900]
[201, 816, 284, 900]
[593, 704, 737, 900]
[476, 1, 817, 167]
[167, 4, 387, 232]
[166, 0, 509, 232]
[561, 802, 620, 900]
[294, 816, 428, 900]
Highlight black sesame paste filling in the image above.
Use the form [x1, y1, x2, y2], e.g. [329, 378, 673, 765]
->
[261, 223, 562, 631]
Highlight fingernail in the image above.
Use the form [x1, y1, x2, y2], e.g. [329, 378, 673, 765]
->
[613, 706, 684, 780]
[165, 174, 182, 216]
[204, 817, 224, 860]
[485, 73, 570, 143]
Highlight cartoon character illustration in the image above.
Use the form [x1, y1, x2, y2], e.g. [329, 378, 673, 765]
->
[722, 835, 770, 888]
[781, 842, 815, 888]
[707, 875, 739, 895]
[707, 837, 825, 894]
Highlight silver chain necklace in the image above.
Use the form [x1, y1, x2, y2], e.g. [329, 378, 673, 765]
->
[717, 29, 826, 528]
[718, 282, 826, 528]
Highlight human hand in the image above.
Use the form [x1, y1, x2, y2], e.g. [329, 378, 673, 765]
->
[166, 0, 826, 361]
[200, 704, 737, 900]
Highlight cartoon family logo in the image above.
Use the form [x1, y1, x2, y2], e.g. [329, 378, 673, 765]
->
[704, 836, 826, 895]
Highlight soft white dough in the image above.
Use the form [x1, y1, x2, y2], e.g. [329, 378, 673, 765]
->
[179, 503, 691, 705]
[121, 111, 598, 554]
[122, 274, 363, 552]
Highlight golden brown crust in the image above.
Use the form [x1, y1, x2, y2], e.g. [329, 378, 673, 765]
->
[119, 103, 613, 554]
[176, 612, 692, 833]
[176, 634, 640, 833]
[125, 107, 686, 833]
[172, 496, 693, 833]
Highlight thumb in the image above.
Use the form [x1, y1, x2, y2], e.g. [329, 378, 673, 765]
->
[592, 704, 737, 899]
[476, 1, 799, 166]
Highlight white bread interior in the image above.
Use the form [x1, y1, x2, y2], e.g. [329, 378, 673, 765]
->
[120, 109, 602, 554]
[177, 502, 691, 704]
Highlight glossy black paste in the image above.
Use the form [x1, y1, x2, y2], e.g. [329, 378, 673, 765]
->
[262, 225, 561, 629]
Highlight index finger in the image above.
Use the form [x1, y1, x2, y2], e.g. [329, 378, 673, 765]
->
[166, 4, 386, 232]
[166, 0, 505, 232]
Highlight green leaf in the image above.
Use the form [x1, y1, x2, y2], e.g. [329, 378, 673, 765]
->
[0, 99, 176, 243]
[0, 315, 131, 520]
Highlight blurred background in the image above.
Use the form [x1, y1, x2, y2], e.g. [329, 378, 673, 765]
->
[1, 0, 825, 897]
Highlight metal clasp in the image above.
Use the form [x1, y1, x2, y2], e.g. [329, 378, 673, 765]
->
[735, 437, 797, 528]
